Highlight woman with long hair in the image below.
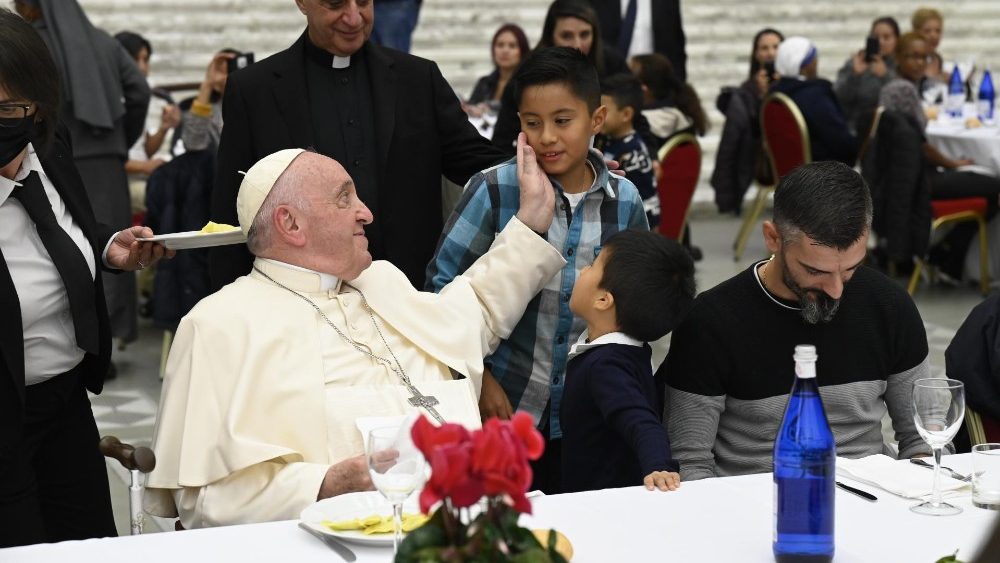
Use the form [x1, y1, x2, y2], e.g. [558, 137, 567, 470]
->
[468, 23, 530, 106]
[629, 53, 708, 145]
[537, 0, 628, 77]
[711, 28, 783, 215]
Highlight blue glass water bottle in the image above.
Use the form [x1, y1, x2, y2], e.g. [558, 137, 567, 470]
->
[947, 65, 965, 118]
[773, 345, 835, 563]
[978, 68, 995, 121]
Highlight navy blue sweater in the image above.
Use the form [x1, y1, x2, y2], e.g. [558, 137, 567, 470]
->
[560, 343, 679, 493]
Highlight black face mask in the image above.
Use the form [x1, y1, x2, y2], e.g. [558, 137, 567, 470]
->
[0, 118, 36, 168]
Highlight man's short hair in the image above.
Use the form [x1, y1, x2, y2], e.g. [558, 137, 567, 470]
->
[773, 161, 873, 249]
[599, 230, 696, 342]
[510, 46, 601, 113]
[601, 73, 644, 116]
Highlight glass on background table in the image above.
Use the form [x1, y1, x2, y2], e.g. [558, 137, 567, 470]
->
[972, 443, 1000, 510]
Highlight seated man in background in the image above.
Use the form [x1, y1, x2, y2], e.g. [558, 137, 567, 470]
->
[771, 36, 858, 166]
[662, 162, 930, 481]
[146, 144, 565, 527]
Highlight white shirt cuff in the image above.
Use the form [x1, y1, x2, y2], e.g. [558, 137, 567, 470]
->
[102, 232, 119, 269]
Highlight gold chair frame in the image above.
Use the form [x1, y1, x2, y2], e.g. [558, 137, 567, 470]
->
[907, 209, 990, 296]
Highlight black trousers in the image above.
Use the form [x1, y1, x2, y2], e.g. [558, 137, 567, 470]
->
[0, 366, 117, 547]
[928, 170, 1000, 278]
[530, 417, 563, 495]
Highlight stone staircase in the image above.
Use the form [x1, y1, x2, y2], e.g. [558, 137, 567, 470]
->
[79, 0, 1000, 205]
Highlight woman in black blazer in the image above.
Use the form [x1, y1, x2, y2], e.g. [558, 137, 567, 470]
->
[0, 9, 171, 547]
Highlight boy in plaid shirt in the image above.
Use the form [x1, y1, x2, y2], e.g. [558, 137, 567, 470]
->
[425, 47, 648, 493]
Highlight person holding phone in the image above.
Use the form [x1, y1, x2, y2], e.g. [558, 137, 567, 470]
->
[710, 28, 783, 215]
[834, 16, 900, 135]
[180, 49, 247, 153]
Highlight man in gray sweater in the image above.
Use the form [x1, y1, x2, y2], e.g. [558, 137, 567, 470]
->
[660, 162, 930, 480]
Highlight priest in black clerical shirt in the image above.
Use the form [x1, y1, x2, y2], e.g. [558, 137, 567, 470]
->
[209, 0, 508, 290]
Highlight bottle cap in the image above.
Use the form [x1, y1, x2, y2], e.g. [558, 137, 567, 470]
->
[793, 345, 817, 378]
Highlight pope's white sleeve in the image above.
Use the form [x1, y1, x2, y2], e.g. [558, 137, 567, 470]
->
[173, 460, 329, 528]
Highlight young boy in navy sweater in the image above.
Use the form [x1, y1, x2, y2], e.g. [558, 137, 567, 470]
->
[560, 229, 695, 492]
[597, 73, 659, 228]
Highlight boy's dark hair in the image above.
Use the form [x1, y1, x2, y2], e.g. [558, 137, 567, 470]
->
[773, 161, 873, 249]
[601, 73, 644, 117]
[0, 8, 61, 155]
[511, 46, 600, 113]
[599, 230, 696, 342]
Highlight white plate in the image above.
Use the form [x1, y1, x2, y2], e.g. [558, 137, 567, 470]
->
[137, 229, 246, 250]
[299, 491, 422, 547]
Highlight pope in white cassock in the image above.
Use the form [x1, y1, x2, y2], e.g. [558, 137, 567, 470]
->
[145, 139, 565, 528]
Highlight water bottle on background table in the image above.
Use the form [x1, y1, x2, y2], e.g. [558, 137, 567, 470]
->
[947, 65, 965, 118]
[978, 67, 995, 122]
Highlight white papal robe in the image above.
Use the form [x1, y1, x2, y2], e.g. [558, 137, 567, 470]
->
[145, 218, 565, 528]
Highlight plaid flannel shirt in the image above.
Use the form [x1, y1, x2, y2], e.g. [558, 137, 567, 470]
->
[425, 151, 649, 438]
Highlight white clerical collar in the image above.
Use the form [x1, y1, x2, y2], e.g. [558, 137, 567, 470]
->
[332, 55, 350, 69]
[257, 258, 341, 292]
[568, 330, 642, 361]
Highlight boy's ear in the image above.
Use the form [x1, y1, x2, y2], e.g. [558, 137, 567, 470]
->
[622, 105, 635, 123]
[590, 105, 608, 135]
[594, 289, 614, 312]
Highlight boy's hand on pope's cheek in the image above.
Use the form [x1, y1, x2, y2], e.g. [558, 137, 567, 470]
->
[515, 132, 556, 234]
[479, 368, 514, 421]
[644, 471, 681, 492]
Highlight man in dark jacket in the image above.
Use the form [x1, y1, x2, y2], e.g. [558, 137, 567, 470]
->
[771, 36, 858, 166]
[586, 0, 687, 82]
[209, 0, 507, 290]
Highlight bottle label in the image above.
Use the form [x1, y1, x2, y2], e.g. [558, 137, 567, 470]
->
[978, 99, 994, 120]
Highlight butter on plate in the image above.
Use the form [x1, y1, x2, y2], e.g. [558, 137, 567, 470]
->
[321, 513, 428, 535]
[200, 221, 240, 234]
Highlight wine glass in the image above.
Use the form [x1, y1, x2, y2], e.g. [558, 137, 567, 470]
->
[910, 378, 966, 516]
[367, 425, 426, 554]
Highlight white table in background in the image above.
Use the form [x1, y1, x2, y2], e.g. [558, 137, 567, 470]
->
[926, 117, 1000, 177]
[2, 454, 995, 562]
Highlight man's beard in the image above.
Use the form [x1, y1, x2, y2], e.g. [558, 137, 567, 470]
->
[780, 260, 841, 324]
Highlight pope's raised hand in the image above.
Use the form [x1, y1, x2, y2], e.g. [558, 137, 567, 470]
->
[514, 132, 555, 235]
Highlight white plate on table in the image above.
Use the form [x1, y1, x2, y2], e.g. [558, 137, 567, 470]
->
[300, 491, 421, 547]
[137, 229, 246, 250]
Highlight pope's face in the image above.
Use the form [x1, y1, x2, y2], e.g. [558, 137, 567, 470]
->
[296, 0, 373, 57]
[301, 158, 374, 280]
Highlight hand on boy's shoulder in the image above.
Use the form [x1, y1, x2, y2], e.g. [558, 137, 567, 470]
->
[644, 471, 681, 492]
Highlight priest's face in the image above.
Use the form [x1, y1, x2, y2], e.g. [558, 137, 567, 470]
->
[296, 0, 373, 57]
[303, 159, 374, 280]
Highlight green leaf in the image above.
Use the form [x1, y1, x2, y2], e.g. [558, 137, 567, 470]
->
[935, 549, 965, 563]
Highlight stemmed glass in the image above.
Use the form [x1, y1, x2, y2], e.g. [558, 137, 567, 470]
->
[910, 378, 966, 516]
[366, 425, 426, 554]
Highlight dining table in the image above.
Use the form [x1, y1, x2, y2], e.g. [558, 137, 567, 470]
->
[2, 453, 996, 562]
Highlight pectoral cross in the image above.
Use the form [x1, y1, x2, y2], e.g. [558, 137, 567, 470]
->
[408, 392, 443, 423]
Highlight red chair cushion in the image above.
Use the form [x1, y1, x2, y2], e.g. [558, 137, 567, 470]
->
[657, 140, 701, 240]
[930, 197, 988, 219]
[762, 99, 808, 178]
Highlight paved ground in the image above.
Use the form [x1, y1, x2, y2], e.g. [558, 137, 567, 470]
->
[94, 210, 988, 535]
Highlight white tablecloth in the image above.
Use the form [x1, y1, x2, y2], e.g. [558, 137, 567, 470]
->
[2, 454, 996, 562]
[926, 118, 1000, 177]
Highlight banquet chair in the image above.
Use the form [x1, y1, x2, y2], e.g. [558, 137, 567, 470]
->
[855, 106, 885, 166]
[100, 436, 156, 535]
[656, 133, 702, 241]
[733, 92, 811, 260]
[966, 408, 1000, 445]
[907, 197, 990, 296]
